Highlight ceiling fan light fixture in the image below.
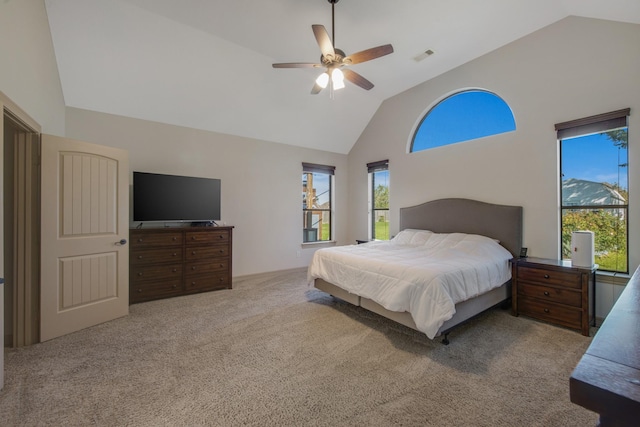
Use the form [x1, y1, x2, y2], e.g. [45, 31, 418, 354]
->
[331, 68, 345, 90]
[316, 72, 330, 88]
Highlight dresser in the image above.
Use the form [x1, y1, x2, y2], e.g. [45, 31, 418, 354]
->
[129, 226, 233, 304]
[512, 257, 595, 336]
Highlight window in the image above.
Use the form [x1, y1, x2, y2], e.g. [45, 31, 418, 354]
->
[557, 109, 629, 273]
[368, 160, 389, 240]
[410, 89, 516, 153]
[302, 162, 334, 243]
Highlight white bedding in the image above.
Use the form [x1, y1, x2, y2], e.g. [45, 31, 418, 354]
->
[307, 229, 513, 339]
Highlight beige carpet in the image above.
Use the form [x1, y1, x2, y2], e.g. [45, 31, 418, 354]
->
[0, 268, 597, 426]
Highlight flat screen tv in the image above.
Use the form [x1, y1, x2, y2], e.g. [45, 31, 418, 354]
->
[133, 171, 221, 223]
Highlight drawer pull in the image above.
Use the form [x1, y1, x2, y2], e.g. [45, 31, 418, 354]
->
[138, 255, 143, 260]
[220, 264, 224, 268]
[219, 278, 224, 282]
[543, 291, 550, 296]
[544, 274, 550, 279]
[192, 236, 196, 240]
[192, 251, 197, 255]
[138, 272, 143, 277]
[173, 253, 177, 257]
[192, 266, 197, 270]
[544, 308, 550, 313]
[191, 281, 196, 286]
[173, 285, 177, 289]
[137, 238, 143, 243]
[172, 268, 177, 273]
[219, 235, 224, 239]
[137, 289, 142, 293]
[219, 249, 225, 254]
[172, 237, 177, 241]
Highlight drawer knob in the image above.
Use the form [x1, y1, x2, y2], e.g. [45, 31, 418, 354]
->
[544, 308, 550, 313]
[138, 255, 143, 260]
[219, 235, 224, 239]
[172, 237, 177, 241]
[173, 285, 177, 289]
[192, 236, 196, 240]
[543, 291, 550, 296]
[172, 268, 177, 273]
[137, 238, 143, 243]
[544, 274, 550, 279]
[192, 251, 197, 255]
[138, 272, 143, 277]
[137, 289, 142, 293]
[192, 266, 197, 270]
[191, 281, 196, 286]
[173, 253, 177, 257]
[219, 277, 224, 282]
[219, 249, 224, 254]
[220, 264, 224, 268]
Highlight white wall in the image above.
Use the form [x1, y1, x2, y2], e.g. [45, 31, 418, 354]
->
[0, 0, 65, 135]
[348, 16, 640, 317]
[65, 108, 348, 277]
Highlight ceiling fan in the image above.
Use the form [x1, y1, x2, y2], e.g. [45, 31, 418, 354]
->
[272, 0, 394, 95]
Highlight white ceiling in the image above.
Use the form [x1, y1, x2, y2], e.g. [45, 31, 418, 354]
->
[45, 0, 640, 154]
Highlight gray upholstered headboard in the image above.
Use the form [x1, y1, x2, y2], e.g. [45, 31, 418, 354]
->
[399, 198, 523, 257]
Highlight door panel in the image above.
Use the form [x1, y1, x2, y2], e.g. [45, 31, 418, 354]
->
[41, 134, 128, 342]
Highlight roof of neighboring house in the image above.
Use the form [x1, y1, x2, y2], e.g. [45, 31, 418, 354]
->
[562, 178, 626, 206]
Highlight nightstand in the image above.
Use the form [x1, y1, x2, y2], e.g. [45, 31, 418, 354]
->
[512, 257, 596, 336]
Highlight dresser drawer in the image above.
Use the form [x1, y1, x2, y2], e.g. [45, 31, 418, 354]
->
[186, 230, 229, 245]
[517, 282, 581, 307]
[131, 247, 183, 265]
[519, 297, 582, 329]
[131, 231, 183, 248]
[185, 245, 229, 261]
[130, 278, 183, 303]
[185, 259, 229, 277]
[517, 266, 581, 289]
[185, 273, 230, 292]
[131, 263, 183, 283]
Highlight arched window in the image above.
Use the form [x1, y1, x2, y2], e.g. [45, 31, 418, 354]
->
[410, 89, 515, 153]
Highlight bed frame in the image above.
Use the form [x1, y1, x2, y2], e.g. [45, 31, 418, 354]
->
[314, 198, 523, 344]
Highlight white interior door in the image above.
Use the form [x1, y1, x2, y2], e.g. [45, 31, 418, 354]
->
[40, 134, 129, 342]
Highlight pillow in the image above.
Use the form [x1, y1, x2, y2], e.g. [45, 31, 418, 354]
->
[392, 229, 433, 245]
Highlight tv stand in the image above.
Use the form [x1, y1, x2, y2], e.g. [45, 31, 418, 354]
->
[129, 226, 233, 304]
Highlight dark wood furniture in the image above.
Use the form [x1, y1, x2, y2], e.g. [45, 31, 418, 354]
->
[570, 266, 640, 426]
[129, 226, 233, 304]
[512, 257, 595, 336]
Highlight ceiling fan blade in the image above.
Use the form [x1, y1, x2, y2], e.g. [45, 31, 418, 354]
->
[344, 44, 394, 65]
[312, 25, 335, 58]
[272, 63, 322, 69]
[343, 69, 374, 90]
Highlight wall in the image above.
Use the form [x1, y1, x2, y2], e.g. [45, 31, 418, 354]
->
[0, 0, 65, 135]
[65, 108, 348, 277]
[348, 16, 640, 318]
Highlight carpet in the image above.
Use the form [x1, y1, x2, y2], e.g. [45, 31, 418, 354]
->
[0, 268, 598, 426]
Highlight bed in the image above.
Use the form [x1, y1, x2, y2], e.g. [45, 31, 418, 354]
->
[308, 198, 523, 343]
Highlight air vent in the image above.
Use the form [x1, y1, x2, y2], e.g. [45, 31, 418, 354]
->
[414, 49, 435, 62]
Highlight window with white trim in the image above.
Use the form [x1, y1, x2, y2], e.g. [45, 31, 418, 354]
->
[411, 89, 516, 153]
[367, 160, 389, 240]
[556, 109, 629, 273]
[302, 162, 334, 243]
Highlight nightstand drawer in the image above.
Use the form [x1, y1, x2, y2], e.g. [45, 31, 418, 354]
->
[519, 297, 582, 329]
[517, 266, 581, 289]
[517, 282, 581, 307]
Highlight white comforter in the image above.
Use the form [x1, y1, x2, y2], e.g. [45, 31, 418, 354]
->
[307, 229, 513, 339]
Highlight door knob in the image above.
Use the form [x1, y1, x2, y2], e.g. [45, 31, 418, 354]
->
[116, 239, 127, 245]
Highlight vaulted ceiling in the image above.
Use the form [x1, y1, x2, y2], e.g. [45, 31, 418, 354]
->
[45, 0, 640, 154]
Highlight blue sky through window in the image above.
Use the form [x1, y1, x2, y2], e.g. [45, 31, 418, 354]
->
[412, 90, 516, 152]
[561, 130, 628, 191]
